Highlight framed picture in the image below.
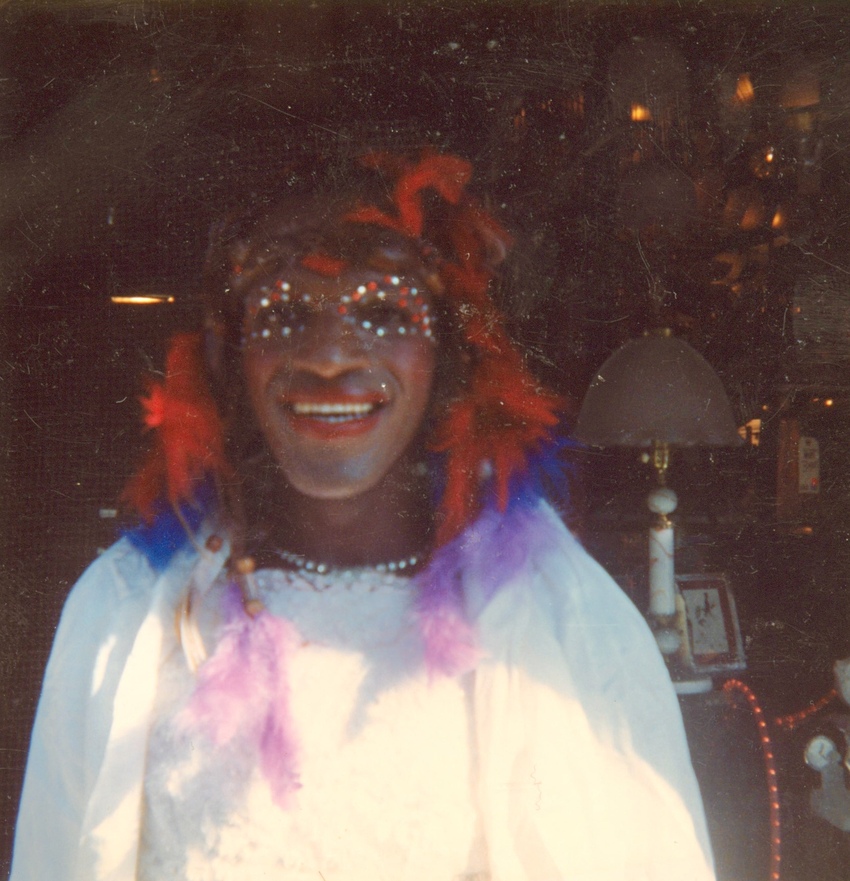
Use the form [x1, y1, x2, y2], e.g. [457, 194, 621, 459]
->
[677, 574, 746, 673]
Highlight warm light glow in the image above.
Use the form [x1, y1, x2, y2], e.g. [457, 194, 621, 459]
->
[740, 204, 763, 231]
[825, 399, 834, 407]
[771, 210, 784, 229]
[630, 103, 652, 122]
[765, 149, 774, 163]
[735, 73, 755, 104]
[110, 294, 176, 305]
[738, 418, 762, 447]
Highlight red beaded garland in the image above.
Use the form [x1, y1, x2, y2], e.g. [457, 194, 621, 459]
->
[773, 688, 838, 731]
[722, 679, 782, 881]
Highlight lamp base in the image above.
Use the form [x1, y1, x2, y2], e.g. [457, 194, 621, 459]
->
[649, 612, 714, 693]
[673, 676, 714, 695]
[648, 613, 682, 656]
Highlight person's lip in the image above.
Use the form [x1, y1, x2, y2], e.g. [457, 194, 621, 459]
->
[278, 391, 389, 439]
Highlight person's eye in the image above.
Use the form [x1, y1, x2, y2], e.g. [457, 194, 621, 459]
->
[354, 301, 410, 333]
[245, 300, 311, 342]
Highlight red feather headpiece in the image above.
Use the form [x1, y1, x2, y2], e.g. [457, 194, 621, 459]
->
[123, 332, 231, 521]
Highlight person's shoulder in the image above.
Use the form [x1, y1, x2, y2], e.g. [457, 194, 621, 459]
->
[473, 497, 651, 636]
[55, 526, 228, 657]
[53, 538, 161, 644]
[503, 499, 627, 597]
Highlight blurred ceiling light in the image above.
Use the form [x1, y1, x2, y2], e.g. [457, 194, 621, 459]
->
[630, 103, 652, 122]
[735, 73, 755, 104]
[771, 209, 785, 229]
[110, 294, 175, 305]
[825, 399, 834, 407]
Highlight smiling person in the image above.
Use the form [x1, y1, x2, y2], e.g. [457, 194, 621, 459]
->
[11, 151, 717, 881]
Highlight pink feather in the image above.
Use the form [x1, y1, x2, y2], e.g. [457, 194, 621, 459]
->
[178, 584, 302, 807]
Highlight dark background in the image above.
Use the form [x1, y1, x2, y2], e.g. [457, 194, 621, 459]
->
[3, 1, 850, 878]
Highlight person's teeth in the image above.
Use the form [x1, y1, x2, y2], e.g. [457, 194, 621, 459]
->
[292, 402, 375, 416]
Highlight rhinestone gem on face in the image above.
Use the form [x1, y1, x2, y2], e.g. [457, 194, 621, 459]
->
[241, 272, 435, 348]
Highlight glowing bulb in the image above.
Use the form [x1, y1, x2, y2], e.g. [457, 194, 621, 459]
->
[735, 73, 755, 104]
[630, 103, 652, 122]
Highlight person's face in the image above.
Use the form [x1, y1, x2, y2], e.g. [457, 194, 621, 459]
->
[241, 266, 437, 500]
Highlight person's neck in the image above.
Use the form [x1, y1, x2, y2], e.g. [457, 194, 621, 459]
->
[271, 469, 433, 569]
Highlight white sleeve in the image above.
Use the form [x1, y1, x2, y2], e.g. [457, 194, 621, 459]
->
[9, 542, 156, 881]
[470, 505, 716, 881]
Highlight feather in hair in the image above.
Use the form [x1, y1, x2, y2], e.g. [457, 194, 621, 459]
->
[122, 332, 230, 521]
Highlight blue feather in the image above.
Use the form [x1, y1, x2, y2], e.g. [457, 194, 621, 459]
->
[124, 481, 217, 571]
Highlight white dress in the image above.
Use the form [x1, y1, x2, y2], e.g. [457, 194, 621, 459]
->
[11, 500, 717, 881]
[138, 567, 485, 881]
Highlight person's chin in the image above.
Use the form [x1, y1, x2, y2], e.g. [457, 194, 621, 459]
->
[280, 455, 388, 502]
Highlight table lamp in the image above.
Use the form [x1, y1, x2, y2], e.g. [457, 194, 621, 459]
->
[574, 329, 741, 684]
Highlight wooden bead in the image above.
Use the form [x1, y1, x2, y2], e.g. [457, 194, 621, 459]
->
[205, 534, 223, 553]
[235, 556, 256, 575]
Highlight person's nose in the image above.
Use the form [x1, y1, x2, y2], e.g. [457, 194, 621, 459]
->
[290, 309, 371, 378]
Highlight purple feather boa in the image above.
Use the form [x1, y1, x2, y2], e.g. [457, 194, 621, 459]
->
[178, 582, 301, 808]
[179, 497, 564, 805]
[415, 496, 565, 677]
